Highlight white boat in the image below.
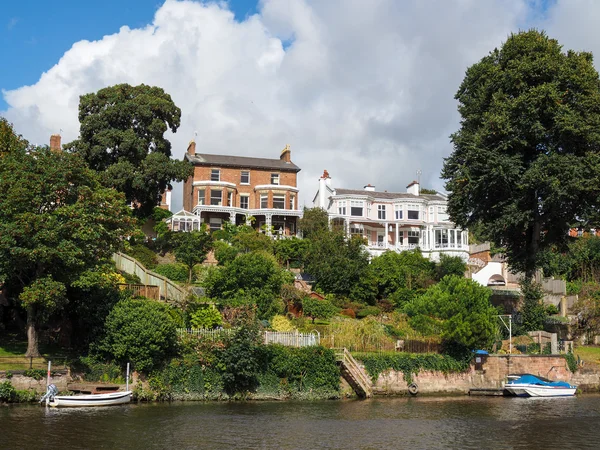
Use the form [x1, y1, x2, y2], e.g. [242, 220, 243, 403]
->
[40, 361, 132, 407]
[41, 385, 132, 407]
[504, 374, 576, 397]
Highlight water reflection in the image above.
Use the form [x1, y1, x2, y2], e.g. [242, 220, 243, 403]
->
[1, 396, 599, 449]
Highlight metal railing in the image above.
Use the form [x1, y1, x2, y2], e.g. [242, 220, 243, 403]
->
[177, 328, 320, 347]
[0, 356, 68, 370]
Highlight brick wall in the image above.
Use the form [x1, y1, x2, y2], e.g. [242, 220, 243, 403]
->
[368, 355, 599, 395]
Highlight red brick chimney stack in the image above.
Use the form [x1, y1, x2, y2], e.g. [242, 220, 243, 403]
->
[49, 134, 62, 152]
[280, 144, 291, 163]
[187, 140, 196, 156]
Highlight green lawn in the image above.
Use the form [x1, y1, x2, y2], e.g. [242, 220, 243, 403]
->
[575, 346, 600, 365]
[0, 335, 68, 370]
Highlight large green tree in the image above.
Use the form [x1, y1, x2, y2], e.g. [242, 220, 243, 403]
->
[0, 145, 133, 356]
[442, 30, 600, 277]
[0, 118, 28, 156]
[67, 84, 193, 217]
[172, 229, 213, 283]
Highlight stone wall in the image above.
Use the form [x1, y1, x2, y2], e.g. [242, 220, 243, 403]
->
[0, 371, 68, 393]
[367, 355, 600, 395]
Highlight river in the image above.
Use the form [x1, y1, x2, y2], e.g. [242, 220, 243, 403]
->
[1, 395, 599, 449]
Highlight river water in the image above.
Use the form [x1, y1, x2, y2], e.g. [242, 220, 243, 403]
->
[1, 395, 599, 449]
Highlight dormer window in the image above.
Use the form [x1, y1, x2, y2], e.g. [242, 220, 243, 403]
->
[271, 173, 280, 185]
[211, 169, 220, 182]
[241, 171, 250, 184]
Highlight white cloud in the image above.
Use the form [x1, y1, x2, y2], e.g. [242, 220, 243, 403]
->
[4, 0, 589, 211]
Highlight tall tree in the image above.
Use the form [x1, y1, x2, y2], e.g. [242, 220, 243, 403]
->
[0, 117, 28, 156]
[0, 146, 134, 356]
[442, 30, 600, 277]
[172, 229, 213, 283]
[66, 84, 193, 217]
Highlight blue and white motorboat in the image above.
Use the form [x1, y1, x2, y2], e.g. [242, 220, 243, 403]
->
[504, 374, 576, 397]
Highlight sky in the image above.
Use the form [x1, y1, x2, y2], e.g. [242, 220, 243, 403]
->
[3, 0, 600, 211]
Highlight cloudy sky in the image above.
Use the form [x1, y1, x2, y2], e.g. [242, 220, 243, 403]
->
[3, 0, 600, 210]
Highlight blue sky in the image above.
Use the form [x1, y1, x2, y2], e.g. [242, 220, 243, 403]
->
[0, 0, 258, 110]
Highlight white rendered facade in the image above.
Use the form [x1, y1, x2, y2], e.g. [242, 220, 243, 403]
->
[312, 171, 468, 261]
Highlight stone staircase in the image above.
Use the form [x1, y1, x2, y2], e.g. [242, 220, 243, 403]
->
[335, 348, 372, 398]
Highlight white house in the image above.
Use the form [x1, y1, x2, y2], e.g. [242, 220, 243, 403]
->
[312, 170, 469, 261]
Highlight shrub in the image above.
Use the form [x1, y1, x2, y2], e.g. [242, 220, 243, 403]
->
[356, 306, 382, 319]
[271, 315, 295, 332]
[153, 263, 189, 283]
[302, 297, 337, 323]
[190, 306, 223, 329]
[340, 308, 356, 319]
[126, 244, 158, 269]
[219, 325, 263, 396]
[0, 381, 16, 402]
[23, 369, 46, 380]
[72, 356, 126, 383]
[545, 304, 560, 315]
[98, 298, 178, 373]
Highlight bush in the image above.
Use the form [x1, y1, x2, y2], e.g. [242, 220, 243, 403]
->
[126, 244, 158, 269]
[340, 308, 356, 318]
[98, 298, 178, 373]
[271, 315, 295, 332]
[72, 356, 126, 383]
[153, 263, 189, 283]
[356, 306, 382, 319]
[190, 306, 223, 329]
[0, 381, 16, 402]
[545, 304, 560, 315]
[302, 297, 337, 323]
[23, 369, 45, 380]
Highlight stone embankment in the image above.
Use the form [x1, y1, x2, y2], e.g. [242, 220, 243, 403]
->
[367, 355, 600, 395]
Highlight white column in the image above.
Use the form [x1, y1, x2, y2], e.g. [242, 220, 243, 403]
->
[395, 223, 399, 250]
[345, 218, 350, 236]
[230, 212, 236, 225]
[265, 214, 272, 236]
[384, 222, 389, 248]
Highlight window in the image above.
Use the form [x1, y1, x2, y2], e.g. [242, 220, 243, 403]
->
[398, 231, 404, 245]
[350, 224, 363, 236]
[227, 191, 233, 207]
[449, 230, 455, 245]
[273, 194, 285, 209]
[457, 230, 462, 246]
[260, 194, 268, 209]
[408, 230, 420, 245]
[271, 173, 280, 185]
[290, 195, 295, 210]
[437, 206, 449, 222]
[350, 200, 363, 217]
[435, 229, 449, 247]
[198, 189, 205, 205]
[240, 195, 249, 209]
[211, 169, 220, 182]
[209, 218, 222, 232]
[377, 205, 386, 220]
[210, 189, 222, 206]
[395, 205, 403, 220]
[407, 204, 420, 220]
[240, 171, 250, 184]
[338, 201, 347, 215]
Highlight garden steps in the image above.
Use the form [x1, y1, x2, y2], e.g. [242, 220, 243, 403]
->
[335, 348, 372, 398]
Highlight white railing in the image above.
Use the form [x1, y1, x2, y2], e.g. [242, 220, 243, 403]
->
[177, 328, 320, 347]
[264, 330, 320, 347]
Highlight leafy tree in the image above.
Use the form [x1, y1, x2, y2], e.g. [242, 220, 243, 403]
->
[213, 241, 239, 266]
[66, 84, 193, 217]
[204, 251, 291, 320]
[442, 30, 600, 278]
[172, 229, 213, 283]
[153, 263, 189, 283]
[273, 237, 309, 269]
[304, 231, 370, 297]
[0, 146, 133, 356]
[369, 250, 435, 300]
[219, 324, 263, 396]
[435, 254, 467, 281]
[571, 283, 600, 340]
[519, 278, 547, 332]
[298, 207, 330, 240]
[231, 227, 273, 254]
[98, 298, 178, 373]
[302, 297, 337, 323]
[404, 276, 497, 352]
[0, 117, 28, 156]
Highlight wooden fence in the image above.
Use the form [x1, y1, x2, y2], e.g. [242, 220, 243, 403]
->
[321, 335, 442, 354]
[113, 252, 187, 303]
[118, 284, 160, 300]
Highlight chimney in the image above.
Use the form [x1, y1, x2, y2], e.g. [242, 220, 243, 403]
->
[280, 144, 291, 163]
[187, 140, 196, 156]
[317, 169, 331, 208]
[49, 134, 61, 152]
[160, 186, 172, 212]
[364, 184, 375, 192]
[407, 180, 420, 196]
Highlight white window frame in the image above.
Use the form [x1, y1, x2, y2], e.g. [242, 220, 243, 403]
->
[211, 169, 220, 182]
[350, 200, 364, 217]
[290, 195, 295, 211]
[209, 217, 222, 232]
[240, 170, 250, 185]
[240, 195, 249, 209]
[377, 204, 386, 220]
[338, 200, 347, 215]
[395, 204, 403, 220]
[407, 204, 420, 220]
[210, 189, 222, 206]
[273, 194, 285, 209]
[271, 173, 280, 185]
[408, 230, 420, 244]
[198, 188, 205, 205]
[437, 206, 449, 222]
[260, 194, 268, 209]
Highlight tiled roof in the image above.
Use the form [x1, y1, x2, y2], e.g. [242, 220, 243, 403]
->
[185, 153, 301, 172]
[334, 188, 445, 201]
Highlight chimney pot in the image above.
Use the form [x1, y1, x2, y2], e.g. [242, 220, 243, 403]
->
[280, 144, 291, 163]
[187, 140, 196, 156]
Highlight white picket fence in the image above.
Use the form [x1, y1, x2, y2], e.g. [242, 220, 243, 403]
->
[177, 328, 320, 347]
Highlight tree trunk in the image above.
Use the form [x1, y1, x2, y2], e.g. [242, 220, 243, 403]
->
[188, 266, 193, 284]
[25, 306, 40, 357]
